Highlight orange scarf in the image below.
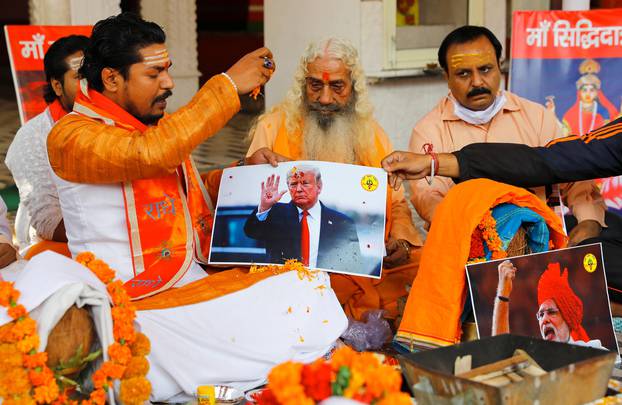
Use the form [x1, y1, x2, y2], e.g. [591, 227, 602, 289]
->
[72, 81, 213, 299]
[48, 99, 69, 123]
[397, 179, 568, 347]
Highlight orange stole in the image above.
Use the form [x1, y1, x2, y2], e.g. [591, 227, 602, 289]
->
[72, 82, 213, 299]
[271, 117, 414, 320]
[396, 179, 568, 347]
[134, 266, 293, 310]
[24, 241, 71, 260]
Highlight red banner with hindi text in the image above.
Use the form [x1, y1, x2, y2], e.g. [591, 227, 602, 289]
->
[4, 25, 92, 124]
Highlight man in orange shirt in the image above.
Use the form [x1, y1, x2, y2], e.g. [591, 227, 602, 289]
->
[247, 38, 423, 323]
[410, 25, 608, 245]
[6, 13, 347, 402]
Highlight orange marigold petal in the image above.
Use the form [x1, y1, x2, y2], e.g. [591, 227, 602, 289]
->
[119, 376, 152, 405]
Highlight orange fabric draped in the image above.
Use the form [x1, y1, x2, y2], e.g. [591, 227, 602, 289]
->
[134, 266, 294, 310]
[397, 179, 568, 347]
[268, 114, 420, 321]
[24, 241, 72, 260]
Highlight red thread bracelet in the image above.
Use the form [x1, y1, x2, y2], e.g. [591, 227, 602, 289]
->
[422, 143, 439, 183]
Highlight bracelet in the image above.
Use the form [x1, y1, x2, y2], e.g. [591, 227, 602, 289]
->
[497, 295, 509, 302]
[221, 72, 238, 93]
[421, 143, 439, 185]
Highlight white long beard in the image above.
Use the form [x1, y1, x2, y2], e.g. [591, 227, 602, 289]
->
[302, 113, 368, 164]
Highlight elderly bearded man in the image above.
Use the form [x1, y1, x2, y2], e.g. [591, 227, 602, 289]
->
[409, 26, 609, 246]
[247, 38, 423, 323]
[492, 260, 604, 349]
[0, 13, 347, 402]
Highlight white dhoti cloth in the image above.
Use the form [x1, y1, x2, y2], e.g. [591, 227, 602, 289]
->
[0, 252, 348, 403]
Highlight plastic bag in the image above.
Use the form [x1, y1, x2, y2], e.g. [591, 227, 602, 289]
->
[340, 310, 392, 352]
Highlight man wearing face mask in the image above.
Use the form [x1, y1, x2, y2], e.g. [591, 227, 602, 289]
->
[410, 25, 607, 247]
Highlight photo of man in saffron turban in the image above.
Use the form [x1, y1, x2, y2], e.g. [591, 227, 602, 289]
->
[535, 262, 600, 347]
[493, 260, 605, 349]
[465, 244, 618, 353]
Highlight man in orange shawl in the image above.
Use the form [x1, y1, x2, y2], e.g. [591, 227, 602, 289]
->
[31, 13, 347, 402]
[247, 37, 423, 323]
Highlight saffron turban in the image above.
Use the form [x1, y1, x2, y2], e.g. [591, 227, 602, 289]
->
[537, 262, 589, 342]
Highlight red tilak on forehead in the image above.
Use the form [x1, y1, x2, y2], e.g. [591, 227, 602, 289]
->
[322, 71, 330, 82]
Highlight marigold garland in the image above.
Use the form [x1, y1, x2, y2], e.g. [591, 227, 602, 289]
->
[0, 279, 59, 404]
[0, 252, 152, 404]
[467, 210, 508, 264]
[255, 346, 412, 405]
[76, 252, 151, 405]
[250, 259, 319, 281]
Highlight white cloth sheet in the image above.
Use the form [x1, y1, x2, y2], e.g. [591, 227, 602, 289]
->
[0, 251, 347, 403]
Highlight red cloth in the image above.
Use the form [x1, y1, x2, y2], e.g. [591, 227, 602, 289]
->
[301, 210, 309, 266]
[537, 262, 590, 342]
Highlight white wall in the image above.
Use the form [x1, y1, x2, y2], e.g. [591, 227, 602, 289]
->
[264, 0, 361, 109]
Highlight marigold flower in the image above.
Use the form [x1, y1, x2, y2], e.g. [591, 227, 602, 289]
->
[113, 319, 137, 343]
[330, 346, 356, 371]
[108, 342, 132, 365]
[92, 368, 108, 390]
[119, 376, 152, 405]
[22, 352, 48, 369]
[377, 392, 413, 405]
[350, 351, 380, 375]
[123, 356, 150, 378]
[28, 367, 54, 386]
[100, 360, 126, 380]
[0, 281, 15, 306]
[2, 367, 31, 395]
[89, 259, 116, 284]
[10, 317, 36, 341]
[16, 334, 40, 354]
[268, 362, 311, 405]
[8, 304, 27, 320]
[88, 387, 107, 405]
[76, 251, 95, 265]
[33, 382, 60, 403]
[301, 360, 332, 401]
[3, 395, 36, 405]
[352, 391, 374, 403]
[343, 370, 365, 399]
[129, 332, 151, 356]
[365, 365, 402, 399]
[0, 343, 24, 369]
[254, 388, 280, 405]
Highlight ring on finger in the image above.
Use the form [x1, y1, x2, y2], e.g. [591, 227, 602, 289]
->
[263, 57, 274, 69]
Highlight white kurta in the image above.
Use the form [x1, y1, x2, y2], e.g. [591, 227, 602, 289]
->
[5, 108, 62, 248]
[1, 172, 348, 402]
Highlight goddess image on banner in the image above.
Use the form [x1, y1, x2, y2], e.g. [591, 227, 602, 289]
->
[4, 25, 92, 124]
[511, 9, 622, 212]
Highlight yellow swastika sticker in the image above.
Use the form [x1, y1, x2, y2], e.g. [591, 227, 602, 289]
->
[583, 253, 597, 273]
[361, 175, 379, 192]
